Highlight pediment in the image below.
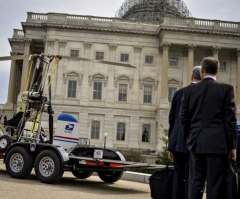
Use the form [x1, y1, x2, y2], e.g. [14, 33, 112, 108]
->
[66, 71, 80, 77]
[118, 75, 130, 80]
[92, 73, 105, 78]
[143, 77, 155, 82]
[168, 79, 180, 84]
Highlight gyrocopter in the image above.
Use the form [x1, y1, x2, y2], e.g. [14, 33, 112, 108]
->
[0, 52, 163, 184]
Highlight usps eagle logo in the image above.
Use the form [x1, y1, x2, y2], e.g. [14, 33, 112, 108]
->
[64, 124, 74, 133]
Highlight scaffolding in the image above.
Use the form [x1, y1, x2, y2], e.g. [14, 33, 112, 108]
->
[115, 0, 192, 22]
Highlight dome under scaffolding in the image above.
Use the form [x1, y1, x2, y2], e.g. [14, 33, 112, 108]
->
[115, 0, 192, 22]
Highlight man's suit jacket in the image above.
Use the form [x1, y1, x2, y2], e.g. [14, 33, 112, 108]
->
[180, 77, 237, 155]
[168, 86, 189, 153]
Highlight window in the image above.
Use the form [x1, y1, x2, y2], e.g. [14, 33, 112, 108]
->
[93, 82, 102, 100]
[70, 50, 79, 57]
[194, 60, 201, 66]
[145, 56, 154, 64]
[142, 124, 150, 142]
[117, 123, 125, 141]
[95, 52, 104, 60]
[168, 87, 177, 102]
[118, 84, 127, 102]
[91, 121, 100, 139]
[120, 54, 129, 62]
[144, 86, 152, 103]
[169, 58, 178, 67]
[219, 62, 226, 70]
[68, 80, 77, 98]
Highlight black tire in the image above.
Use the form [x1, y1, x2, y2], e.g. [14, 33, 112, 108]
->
[5, 146, 33, 179]
[0, 135, 11, 152]
[71, 170, 93, 179]
[98, 171, 124, 183]
[34, 150, 62, 184]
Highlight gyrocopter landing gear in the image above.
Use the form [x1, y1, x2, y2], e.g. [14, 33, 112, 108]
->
[0, 135, 11, 152]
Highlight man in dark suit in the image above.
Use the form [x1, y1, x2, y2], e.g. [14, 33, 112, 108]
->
[168, 66, 202, 199]
[180, 57, 237, 199]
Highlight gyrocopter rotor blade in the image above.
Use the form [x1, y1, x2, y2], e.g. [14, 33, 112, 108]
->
[0, 55, 28, 61]
[0, 54, 136, 68]
[56, 55, 136, 68]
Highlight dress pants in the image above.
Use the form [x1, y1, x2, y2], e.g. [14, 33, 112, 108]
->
[172, 152, 189, 199]
[189, 150, 228, 199]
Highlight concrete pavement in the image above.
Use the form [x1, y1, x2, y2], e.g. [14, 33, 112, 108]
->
[0, 159, 206, 199]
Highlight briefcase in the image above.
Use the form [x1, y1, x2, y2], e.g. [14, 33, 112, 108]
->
[149, 165, 174, 199]
[226, 160, 238, 199]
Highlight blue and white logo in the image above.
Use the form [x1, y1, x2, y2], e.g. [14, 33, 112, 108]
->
[65, 124, 74, 131]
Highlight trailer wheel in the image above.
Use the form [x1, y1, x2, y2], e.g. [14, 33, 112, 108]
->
[5, 146, 33, 179]
[0, 135, 11, 152]
[72, 170, 93, 179]
[98, 171, 124, 183]
[35, 150, 62, 184]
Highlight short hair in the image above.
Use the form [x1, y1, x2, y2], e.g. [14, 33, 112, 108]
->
[201, 57, 219, 75]
[192, 66, 201, 80]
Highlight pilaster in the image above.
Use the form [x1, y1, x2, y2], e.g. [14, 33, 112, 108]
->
[129, 116, 140, 148]
[80, 42, 92, 106]
[159, 42, 171, 108]
[187, 44, 196, 84]
[104, 114, 114, 148]
[105, 43, 117, 107]
[236, 49, 240, 110]
[131, 46, 142, 109]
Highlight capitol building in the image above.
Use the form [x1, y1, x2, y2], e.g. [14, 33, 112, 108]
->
[1, 0, 240, 152]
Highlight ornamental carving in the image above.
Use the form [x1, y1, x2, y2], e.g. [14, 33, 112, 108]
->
[237, 49, 240, 57]
[160, 42, 171, 50]
[59, 40, 67, 48]
[109, 43, 117, 51]
[212, 46, 221, 56]
[47, 39, 55, 47]
[24, 38, 31, 46]
[134, 46, 142, 53]
[187, 44, 196, 52]
[84, 42, 92, 49]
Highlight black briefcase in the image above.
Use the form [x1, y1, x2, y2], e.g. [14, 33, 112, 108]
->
[226, 160, 238, 199]
[149, 165, 174, 199]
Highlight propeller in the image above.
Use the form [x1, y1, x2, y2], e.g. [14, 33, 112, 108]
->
[48, 75, 54, 144]
[0, 54, 136, 68]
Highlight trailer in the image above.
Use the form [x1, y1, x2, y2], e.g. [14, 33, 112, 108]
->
[0, 53, 164, 184]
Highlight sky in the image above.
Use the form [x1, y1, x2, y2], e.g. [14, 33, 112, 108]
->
[0, 0, 239, 104]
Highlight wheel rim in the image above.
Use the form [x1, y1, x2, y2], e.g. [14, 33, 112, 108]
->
[39, 156, 55, 177]
[0, 137, 7, 149]
[9, 153, 24, 172]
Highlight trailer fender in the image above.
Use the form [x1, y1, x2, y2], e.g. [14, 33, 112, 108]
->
[4, 143, 69, 168]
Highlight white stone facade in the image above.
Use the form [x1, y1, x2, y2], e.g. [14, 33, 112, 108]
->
[2, 12, 240, 152]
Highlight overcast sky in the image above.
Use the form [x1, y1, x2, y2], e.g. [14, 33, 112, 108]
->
[0, 0, 239, 104]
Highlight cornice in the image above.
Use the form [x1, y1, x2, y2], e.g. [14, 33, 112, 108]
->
[158, 27, 240, 37]
[21, 22, 157, 36]
[8, 39, 24, 46]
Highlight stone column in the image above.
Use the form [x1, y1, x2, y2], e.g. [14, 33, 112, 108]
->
[212, 46, 221, 60]
[20, 38, 31, 92]
[212, 46, 221, 80]
[187, 44, 196, 84]
[55, 40, 67, 99]
[105, 43, 117, 107]
[159, 42, 171, 108]
[131, 46, 142, 109]
[80, 42, 92, 106]
[5, 58, 16, 109]
[236, 49, 240, 105]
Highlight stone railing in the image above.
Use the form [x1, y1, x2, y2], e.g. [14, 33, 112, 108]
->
[166, 17, 240, 32]
[12, 29, 24, 39]
[26, 12, 160, 27]
[25, 12, 240, 33]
